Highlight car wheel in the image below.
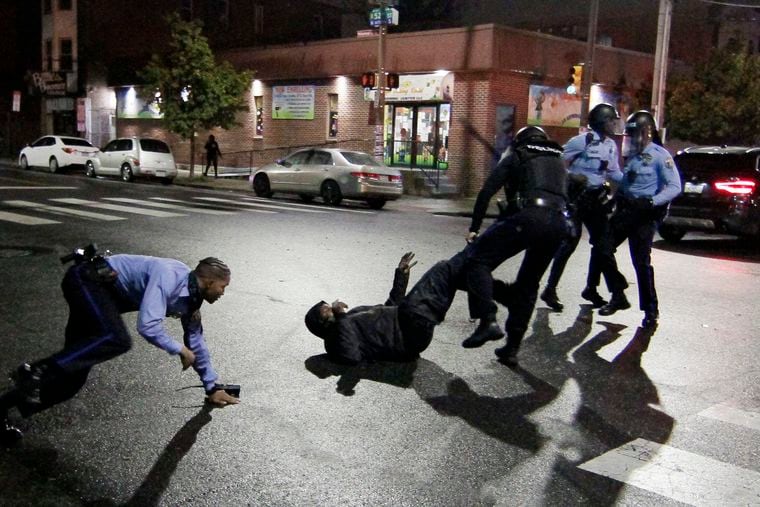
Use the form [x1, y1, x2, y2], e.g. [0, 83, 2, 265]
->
[299, 194, 315, 203]
[121, 164, 134, 182]
[85, 161, 96, 178]
[658, 224, 685, 243]
[49, 157, 59, 173]
[321, 180, 343, 206]
[253, 173, 273, 197]
[19, 155, 29, 170]
[366, 198, 387, 210]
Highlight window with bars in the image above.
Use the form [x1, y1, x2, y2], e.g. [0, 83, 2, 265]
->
[59, 38, 73, 70]
[328, 94, 338, 138]
[253, 4, 264, 35]
[255, 96, 264, 136]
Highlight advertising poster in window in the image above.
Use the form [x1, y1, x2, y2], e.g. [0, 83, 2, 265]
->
[115, 88, 163, 119]
[527, 85, 582, 127]
[272, 86, 315, 120]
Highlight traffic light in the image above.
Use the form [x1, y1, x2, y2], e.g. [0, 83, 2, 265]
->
[567, 64, 583, 94]
[361, 72, 376, 89]
[386, 72, 399, 89]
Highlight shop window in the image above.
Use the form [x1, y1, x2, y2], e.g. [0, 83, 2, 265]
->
[59, 38, 73, 71]
[255, 96, 264, 136]
[58, 0, 72, 10]
[44, 0, 52, 14]
[45, 39, 53, 71]
[180, 0, 193, 20]
[253, 4, 264, 35]
[328, 94, 338, 138]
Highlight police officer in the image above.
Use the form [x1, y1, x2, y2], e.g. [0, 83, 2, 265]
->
[1, 250, 239, 445]
[596, 111, 681, 327]
[460, 126, 569, 366]
[540, 103, 625, 312]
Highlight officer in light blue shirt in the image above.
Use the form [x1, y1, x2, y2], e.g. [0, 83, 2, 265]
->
[596, 111, 682, 328]
[2, 251, 238, 443]
[540, 103, 624, 313]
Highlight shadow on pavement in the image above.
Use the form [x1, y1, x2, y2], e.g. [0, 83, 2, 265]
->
[654, 236, 760, 263]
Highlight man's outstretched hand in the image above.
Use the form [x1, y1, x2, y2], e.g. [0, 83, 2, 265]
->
[206, 389, 240, 407]
[179, 346, 196, 370]
[398, 252, 417, 274]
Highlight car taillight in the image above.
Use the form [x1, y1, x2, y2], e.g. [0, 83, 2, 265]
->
[714, 179, 756, 195]
[388, 175, 401, 182]
[62, 147, 75, 154]
[351, 171, 380, 181]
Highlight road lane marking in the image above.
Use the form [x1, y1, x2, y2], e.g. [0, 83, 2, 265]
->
[150, 197, 276, 214]
[103, 197, 236, 215]
[194, 197, 329, 213]
[50, 198, 185, 217]
[0, 210, 60, 225]
[699, 402, 760, 432]
[0, 186, 79, 190]
[242, 196, 376, 214]
[578, 438, 760, 505]
[3, 200, 126, 221]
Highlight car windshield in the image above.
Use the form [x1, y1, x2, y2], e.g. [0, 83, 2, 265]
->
[139, 139, 171, 153]
[62, 137, 94, 147]
[341, 151, 382, 166]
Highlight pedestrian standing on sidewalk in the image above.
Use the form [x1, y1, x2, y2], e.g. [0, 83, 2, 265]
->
[460, 126, 570, 366]
[595, 111, 681, 328]
[539, 103, 626, 312]
[1, 248, 239, 446]
[203, 135, 223, 178]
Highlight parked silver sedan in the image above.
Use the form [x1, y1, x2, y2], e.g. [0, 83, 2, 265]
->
[252, 148, 403, 209]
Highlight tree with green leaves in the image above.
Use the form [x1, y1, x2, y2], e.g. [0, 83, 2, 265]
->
[140, 13, 251, 177]
[667, 40, 760, 145]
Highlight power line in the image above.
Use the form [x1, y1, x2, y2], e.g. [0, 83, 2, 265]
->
[697, 0, 760, 7]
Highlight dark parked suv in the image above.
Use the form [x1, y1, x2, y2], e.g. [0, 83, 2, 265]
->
[659, 146, 760, 242]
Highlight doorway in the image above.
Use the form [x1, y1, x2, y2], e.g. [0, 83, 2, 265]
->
[387, 103, 449, 169]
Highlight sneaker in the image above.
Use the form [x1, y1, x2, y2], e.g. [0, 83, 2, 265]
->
[495, 346, 518, 367]
[598, 293, 631, 316]
[462, 319, 504, 348]
[581, 287, 607, 308]
[540, 287, 564, 312]
[1, 418, 23, 447]
[9, 363, 43, 406]
[642, 310, 659, 328]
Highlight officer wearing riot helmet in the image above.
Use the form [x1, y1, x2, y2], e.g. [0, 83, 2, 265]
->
[461, 126, 570, 366]
[540, 103, 625, 312]
[595, 111, 681, 328]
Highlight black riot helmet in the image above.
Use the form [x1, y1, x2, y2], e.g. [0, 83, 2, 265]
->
[513, 126, 548, 146]
[588, 103, 620, 136]
[622, 110, 662, 156]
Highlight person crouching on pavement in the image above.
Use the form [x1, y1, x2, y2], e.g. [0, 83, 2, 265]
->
[305, 251, 471, 365]
[1, 250, 239, 445]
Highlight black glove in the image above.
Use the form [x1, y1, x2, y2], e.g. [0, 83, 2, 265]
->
[633, 196, 654, 211]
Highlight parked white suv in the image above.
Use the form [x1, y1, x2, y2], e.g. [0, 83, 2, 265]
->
[86, 137, 177, 184]
[19, 135, 99, 173]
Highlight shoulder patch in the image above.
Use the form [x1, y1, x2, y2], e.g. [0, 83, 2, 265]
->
[665, 157, 675, 169]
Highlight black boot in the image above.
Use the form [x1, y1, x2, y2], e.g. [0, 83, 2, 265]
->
[540, 287, 563, 312]
[9, 363, 44, 406]
[462, 316, 504, 348]
[495, 345, 518, 367]
[598, 292, 631, 316]
[581, 287, 607, 308]
[1, 417, 23, 447]
[642, 310, 659, 328]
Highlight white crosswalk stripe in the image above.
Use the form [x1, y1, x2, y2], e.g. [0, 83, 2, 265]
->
[194, 196, 330, 213]
[149, 197, 276, 214]
[3, 200, 126, 221]
[0, 209, 60, 225]
[103, 197, 236, 215]
[50, 198, 186, 217]
[699, 402, 760, 432]
[579, 437, 760, 505]
[242, 196, 376, 214]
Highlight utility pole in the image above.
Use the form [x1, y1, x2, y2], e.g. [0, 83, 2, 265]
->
[651, 0, 673, 133]
[368, 0, 398, 159]
[580, 0, 599, 129]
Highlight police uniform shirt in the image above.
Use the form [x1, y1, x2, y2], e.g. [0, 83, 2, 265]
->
[620, 143, 682, 206]
[563, 132, 622, 188]
[106, 254, 218, 391]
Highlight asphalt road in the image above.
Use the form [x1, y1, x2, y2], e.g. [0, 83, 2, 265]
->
[1, 166, 759, 506]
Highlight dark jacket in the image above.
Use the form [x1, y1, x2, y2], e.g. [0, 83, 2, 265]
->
[324, 268, 413, 365]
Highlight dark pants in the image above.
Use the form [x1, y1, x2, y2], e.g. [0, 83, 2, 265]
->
[15, 263, 133, 416]
[398, 251, 468, 354]
[546, 198, 619, 291]
[599, 204, 661, 313]
[204, 155, 218, 177]
[465, 207, 568, 348]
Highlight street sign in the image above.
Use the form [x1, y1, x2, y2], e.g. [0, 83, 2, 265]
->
[369, 7, 398, 27]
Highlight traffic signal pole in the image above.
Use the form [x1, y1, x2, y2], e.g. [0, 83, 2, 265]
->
[651, 0, 673, 133]
[579, 0, 599, 129]
[376, 22, 387, 159]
